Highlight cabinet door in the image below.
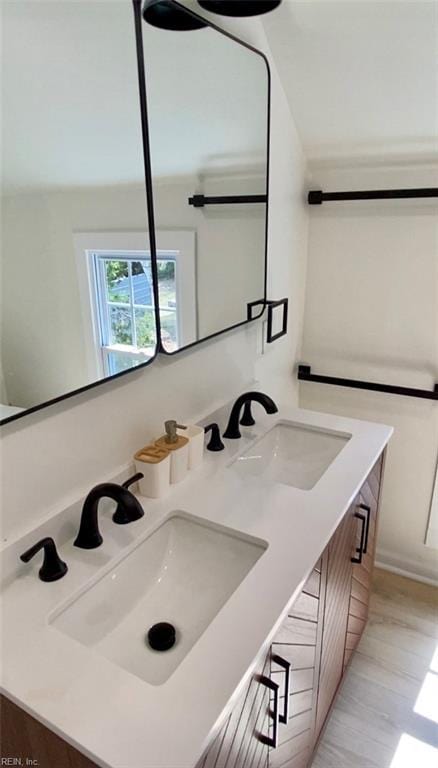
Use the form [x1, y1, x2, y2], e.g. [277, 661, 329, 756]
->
[269, 560, 326, 768]
[198, 651, 271, 768]
[314, 500, 358, 739]
[344, 455, 383, 668]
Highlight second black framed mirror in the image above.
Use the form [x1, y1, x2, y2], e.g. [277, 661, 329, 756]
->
[139, 0, 270, 355]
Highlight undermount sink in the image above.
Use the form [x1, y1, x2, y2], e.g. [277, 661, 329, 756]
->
[232, 421, 351, 490]
[50, 513, 267, 685]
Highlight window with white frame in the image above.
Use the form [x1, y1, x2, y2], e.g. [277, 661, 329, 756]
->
[93, 252, 179, 376]
[74, 232, 196, 378]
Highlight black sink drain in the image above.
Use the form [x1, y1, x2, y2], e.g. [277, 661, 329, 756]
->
[147, 622, 176, 651]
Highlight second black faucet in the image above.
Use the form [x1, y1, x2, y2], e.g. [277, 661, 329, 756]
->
[223, 391, 278, 440]
[74, 476, 144, 549]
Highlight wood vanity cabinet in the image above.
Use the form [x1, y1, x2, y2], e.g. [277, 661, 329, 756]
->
[0, 694, 99, 768]
[1, 456, 384, 768]
[268, 560, 325, 768]
[198, 651, 272, 768]
[198, 452, 384, 768]
[343, 456, 382, 671]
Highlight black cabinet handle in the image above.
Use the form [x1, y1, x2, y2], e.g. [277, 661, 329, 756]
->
[351, 511, 366, 564]
[358, 503, 371, 554]
[258, 675, 279, 749]
[271, 654, 291, 724]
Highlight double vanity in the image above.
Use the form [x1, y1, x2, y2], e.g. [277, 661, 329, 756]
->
[0, 400, 392, 768]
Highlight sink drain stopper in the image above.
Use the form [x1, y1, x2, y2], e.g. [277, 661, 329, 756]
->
[147, 622, 176, 651]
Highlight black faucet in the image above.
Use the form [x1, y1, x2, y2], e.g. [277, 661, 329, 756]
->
[74, 480, 144, 549]
[223, 391, 278, 440]
[20, 537, 68, 582]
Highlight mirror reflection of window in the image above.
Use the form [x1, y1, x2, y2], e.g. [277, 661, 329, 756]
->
[157, 260, 178, 351]
[94, 256, 157, 376]
[75, 231, 196, 379]
[93, 254, 180, 373]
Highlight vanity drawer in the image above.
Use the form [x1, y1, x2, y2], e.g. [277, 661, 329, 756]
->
[269, 727, 312, 768]
[274, 616, 318, 646]
[349, 595, 368, 621]
[273, 746, 311, 768]
[344, 647, 354, 670]
[302, 568, 321, 599]
[271, 666, 316, 697]
[271, 644, 316, 672]
[347, 613, 365, 636]
[345, 631, 360, 652]
[350, 575, 369, 605]
[198, 652, 270, 768]
[289, 592, 319, 622]
[287, 689, 313, 718]
[278, 708, 313, 746]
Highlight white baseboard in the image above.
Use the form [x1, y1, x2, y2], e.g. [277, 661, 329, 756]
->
[375, 547, 438, 588]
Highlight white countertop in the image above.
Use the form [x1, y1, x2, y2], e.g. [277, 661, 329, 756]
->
[0, 405, 392, 768]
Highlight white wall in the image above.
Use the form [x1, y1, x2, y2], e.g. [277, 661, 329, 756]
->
[150, 172, 266, 337]
[0, 18, 309, 543]
[301, 162, 438, 583]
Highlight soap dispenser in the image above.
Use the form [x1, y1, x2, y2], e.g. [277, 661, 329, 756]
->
[155, 420, 189, 484]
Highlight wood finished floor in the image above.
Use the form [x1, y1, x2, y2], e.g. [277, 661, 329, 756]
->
[311, 568, 438, 768]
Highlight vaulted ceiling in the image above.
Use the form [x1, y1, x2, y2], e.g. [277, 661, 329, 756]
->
[263, 0, 438, 165]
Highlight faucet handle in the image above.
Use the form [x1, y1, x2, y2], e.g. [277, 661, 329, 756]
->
[204, 423, 225, 452]
[121, 472, 144, 490]
[20, 537, 68, 582]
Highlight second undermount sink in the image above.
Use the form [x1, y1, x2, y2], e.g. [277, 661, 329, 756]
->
[232, 421, 351, 490]
[50, 513, 266, 685]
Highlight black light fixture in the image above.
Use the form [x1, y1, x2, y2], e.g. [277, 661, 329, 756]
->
[142, 0, 208, 31]
[198, 1, 282, 16]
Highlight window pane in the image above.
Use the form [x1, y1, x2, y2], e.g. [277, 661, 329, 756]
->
[160, 309, 177, 351]
[135, 307, 156, 350]
[109, 306, 132, 345]
[132, 261, 153, 307]
[157, 259, 176, 309]
[105, 260, 130, 304]
[107, 351, 149, 376]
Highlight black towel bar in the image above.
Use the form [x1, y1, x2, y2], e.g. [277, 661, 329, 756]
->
[188, 194, 267, 207]
[297, 365, 438, 401]
[308, 187, 438, 205]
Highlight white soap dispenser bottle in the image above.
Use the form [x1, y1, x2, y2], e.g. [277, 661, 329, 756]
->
[155, 420, 189, 484]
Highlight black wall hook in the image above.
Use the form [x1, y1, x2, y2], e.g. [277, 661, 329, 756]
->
[267, 298, 288, 343]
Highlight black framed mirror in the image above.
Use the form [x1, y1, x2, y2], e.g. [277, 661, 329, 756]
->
[1, 0, 158, 426]
[140, 0, 270, 354]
